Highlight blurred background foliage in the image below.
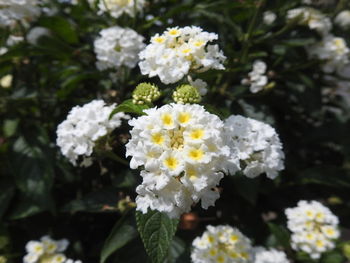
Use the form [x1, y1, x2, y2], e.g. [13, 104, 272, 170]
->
[1, 0, 350, 262]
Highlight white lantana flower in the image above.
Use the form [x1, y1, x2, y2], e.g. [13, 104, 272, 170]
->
[97, 0, 145, 19]
[23, 236, 80, 263]
[139, 26, 226, 84]
[0, 0, 40, 27]
[263, 11, 277, 25]
[188, 77, 208, 96]
[308, 35, 350, 73]
[334, 10, 350, 29]
[191, 225, 252, 263]
[56, 100, 129, 166]
[286, 7, 332, 35]
[126, 103, 231, 218]
[223, 115, 285, 179]
[241, 60, 268, 93]
[252, 247, 290, 263]
[285, 200, 340, 259]
[94, 26, 145, 71]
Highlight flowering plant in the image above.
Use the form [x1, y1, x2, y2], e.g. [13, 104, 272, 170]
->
[1, 0, 350, 263]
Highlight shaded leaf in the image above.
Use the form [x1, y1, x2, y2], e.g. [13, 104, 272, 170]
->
[38, 16, 79, 44]
[8, 136, 54, 218]
[109, 99, 150, 119]
[100, 210, 138, 263]
[136, 210, 179, 263]
[268, 223, 290, 248]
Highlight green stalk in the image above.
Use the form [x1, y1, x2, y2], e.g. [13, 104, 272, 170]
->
[240, 0, 264, 63]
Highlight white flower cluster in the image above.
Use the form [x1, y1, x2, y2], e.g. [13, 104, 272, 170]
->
[224, 115, 285, 179]
[23, 236, 81, 263]
[139, 26, 226, 84]
[126, 103, 230, 218]
[94, 26, 145, 71]
[252, 247, 289, 263]
[308, 35, 350, 73]
[97, 0, 145, 19]
[191, 225, 252, 263]
[335, 10, 350, 29]
[56, 100, 129, 166]
[285, 200, 340, 259]
[0, 0, 40, 27]
[286, 7, 332, 35]
[241, 60, 268, 93]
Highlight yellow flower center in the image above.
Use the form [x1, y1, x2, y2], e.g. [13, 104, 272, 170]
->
[194, 40, 205, 47]
[306, 233, 314, 240]
[217, 255, 225, 263]
[187, 168, 197, 180]
[151, 133, 164, 145]
[190, 129, 204, 140]
[178, 112, 191, 124]
[316, 240, 324, 248]
[230, 235, 239, 242]
[326, 228, 335, 236]
[240, 252, 249, 259]
[188, 149, 204, 161]
[153, 36, 165, 44]
[229, 252, 239, 258]
[181, 48, 192, 54]
[168, 29, 180, 36]
[316, 212, 324, 220]
[161, 113, 174, 127]
[164, 156, 178, 170]
[209, 248, 217, 256]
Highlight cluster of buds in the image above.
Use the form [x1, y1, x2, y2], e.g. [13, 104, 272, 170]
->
[132, 83, 161, 105]
[172, 84, 201, 104]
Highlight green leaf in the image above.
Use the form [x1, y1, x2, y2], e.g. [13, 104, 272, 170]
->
[100, 210, 138, 263]
[38, 16, 79, 44]
[231, 174, 260, 205]
[62, 187, 119, 213]
[321, 251, 345, 263]
[165, 237, 186, 263]
[8, 136, 54, 218]
[267, 223, 290, 248]
[0, 180, 15, 220]
[109, 99, 150, 119]
[136, 210, 179, 263]
[3, 119, 19, 137]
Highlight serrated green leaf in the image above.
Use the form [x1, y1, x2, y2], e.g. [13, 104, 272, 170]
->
[268, 223, 290, 248]
[136, 210, 179, 263]
[109, 99, 150, 119]
[100, 210, 138, 263]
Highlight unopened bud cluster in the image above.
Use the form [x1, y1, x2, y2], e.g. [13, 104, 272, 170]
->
[173, 84, 201, 104]
[132, 83, 161, 105]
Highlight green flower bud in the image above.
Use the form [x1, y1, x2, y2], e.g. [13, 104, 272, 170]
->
[173, 84, 201, 104]
[132, 83, 161, 105]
